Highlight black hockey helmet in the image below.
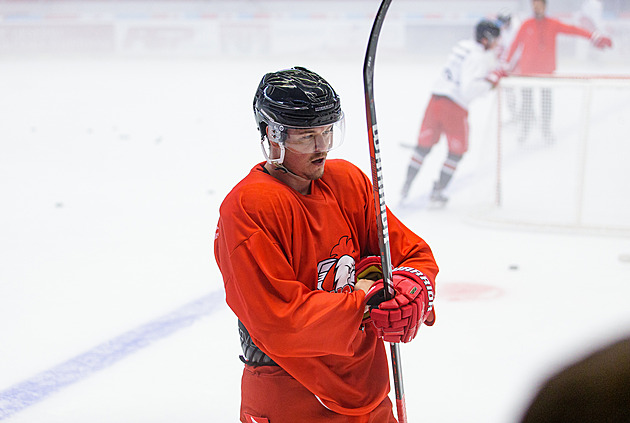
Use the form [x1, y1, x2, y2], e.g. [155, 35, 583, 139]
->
[253, 67, 345, 164]
[497, 13, 512, 28]
[253, 66, 343, 140]
[475, 19, 501, 43]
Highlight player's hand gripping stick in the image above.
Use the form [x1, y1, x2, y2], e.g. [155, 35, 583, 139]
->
[358, 256, 432, 343]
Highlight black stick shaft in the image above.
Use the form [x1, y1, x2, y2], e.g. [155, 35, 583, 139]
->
[363, 0, 394, 301]
[362, 1, 408, 422]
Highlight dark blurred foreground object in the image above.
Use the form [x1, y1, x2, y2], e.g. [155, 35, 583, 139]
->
[521, 336, 630, 423]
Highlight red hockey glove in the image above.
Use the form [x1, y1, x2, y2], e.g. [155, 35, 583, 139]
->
[591, 31, 612, 49]
[355, 256, 383, 319]
[364, 268, 434, 343]
[355, 256, 383, 282]
[486, 67, 508, 88]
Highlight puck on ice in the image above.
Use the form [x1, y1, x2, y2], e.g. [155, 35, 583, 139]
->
[509, 264, 519, 270]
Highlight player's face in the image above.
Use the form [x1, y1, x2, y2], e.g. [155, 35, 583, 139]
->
[532, 0, 546, 18]
[491, 36, 500, 50]
[484, 36, 499, 51]
[284, 125, 334, 154]
[265, 125, 329, 186]
[284, 129, 329, 181]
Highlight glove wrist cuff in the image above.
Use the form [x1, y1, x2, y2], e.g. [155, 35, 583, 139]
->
[393, 267, 435, 317]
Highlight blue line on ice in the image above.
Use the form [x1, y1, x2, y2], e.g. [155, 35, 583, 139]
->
[0, 291, 224, 420]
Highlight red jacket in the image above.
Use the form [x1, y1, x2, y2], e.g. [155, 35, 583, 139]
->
[507, 16, 592, 75]
[214, 159, 438, 415]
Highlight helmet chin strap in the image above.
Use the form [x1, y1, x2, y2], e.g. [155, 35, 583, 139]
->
[260, 138, 311, 182]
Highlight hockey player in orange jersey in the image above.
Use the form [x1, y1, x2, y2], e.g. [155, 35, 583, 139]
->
[214, 67, 438, 422]
[505, 0, 612, 143]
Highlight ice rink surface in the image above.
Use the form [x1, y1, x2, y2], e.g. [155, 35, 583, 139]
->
[1, 53, 630, 423]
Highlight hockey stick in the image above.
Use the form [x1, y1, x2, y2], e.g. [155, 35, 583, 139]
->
[362, 1, 408, 422]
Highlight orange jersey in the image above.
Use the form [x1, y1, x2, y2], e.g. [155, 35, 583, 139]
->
[214, 159, 438, 415]
[507, 17, 591, 75]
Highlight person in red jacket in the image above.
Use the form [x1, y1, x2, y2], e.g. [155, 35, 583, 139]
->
[214, 67, 438, 422]
[506, 0, 612, 143]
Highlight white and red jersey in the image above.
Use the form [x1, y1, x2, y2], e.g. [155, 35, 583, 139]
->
[506, 16, 592, 75]
[431, 39, 498, 110]
[214, 159, 438, 415]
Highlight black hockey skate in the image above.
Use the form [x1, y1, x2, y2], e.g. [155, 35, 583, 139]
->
[429, 182, 448, 208]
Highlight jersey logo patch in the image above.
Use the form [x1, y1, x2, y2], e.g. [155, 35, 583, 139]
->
[316, 236, 357, 293]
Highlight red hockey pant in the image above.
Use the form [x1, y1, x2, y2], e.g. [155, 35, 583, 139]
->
[417, 95, 469, 156]
[240, 364, 397, 423]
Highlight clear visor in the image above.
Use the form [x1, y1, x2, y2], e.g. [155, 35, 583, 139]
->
[268, 113, 345, 154]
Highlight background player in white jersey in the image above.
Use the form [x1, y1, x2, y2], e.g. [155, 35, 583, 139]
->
[401, 19, 506, 205]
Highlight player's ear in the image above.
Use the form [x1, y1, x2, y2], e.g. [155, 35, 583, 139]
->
[265, 126, 279, 148]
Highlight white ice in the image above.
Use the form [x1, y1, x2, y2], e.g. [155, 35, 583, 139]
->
[1, 46, 630, 423]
